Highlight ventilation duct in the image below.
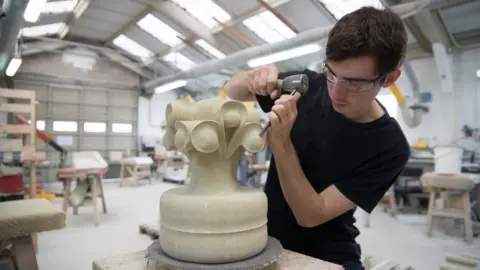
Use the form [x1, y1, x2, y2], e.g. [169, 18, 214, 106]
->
[143, 0, 432, 92]
[0, 0, 29, 76]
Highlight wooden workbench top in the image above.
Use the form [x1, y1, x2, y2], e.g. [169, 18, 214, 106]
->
[92, 249, 343, 270]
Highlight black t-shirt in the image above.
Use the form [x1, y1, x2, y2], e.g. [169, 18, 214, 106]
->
[256, 69, 410, 265]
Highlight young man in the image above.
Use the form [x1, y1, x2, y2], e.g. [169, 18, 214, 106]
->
[224, 6, 410, 270]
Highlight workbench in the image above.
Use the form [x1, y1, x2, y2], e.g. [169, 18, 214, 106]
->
[92, 249, 344, 270]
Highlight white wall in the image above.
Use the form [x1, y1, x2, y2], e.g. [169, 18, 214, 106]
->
[394, 48, 480, 150]
[138, 91, 177, 139]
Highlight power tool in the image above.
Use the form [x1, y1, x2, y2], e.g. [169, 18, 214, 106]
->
[259, 74, 309, 136]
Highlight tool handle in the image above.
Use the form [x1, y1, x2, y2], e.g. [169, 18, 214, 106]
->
[276, 79, 283, 90]
[258, 89, 297, 137]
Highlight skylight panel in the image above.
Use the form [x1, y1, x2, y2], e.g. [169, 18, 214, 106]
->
[21, 22, 66, 37]
[243, 11, 296, 43]
[43, 0, 78, 14]
[163, 52, 196, 71]
[194, 40, 225, 59]
[318, 0, 384, 19]
[113, 35, 154, 61]
[137, 14, 184, 46]
[171, 0, 231, 28]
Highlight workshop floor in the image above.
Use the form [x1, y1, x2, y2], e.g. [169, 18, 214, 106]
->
[36, 181, 479, 270]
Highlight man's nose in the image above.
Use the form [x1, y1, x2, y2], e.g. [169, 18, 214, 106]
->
[330, 83, 348, 99]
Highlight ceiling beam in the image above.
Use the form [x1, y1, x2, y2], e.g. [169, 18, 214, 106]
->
[104, 7, 152, 44]
[404, 18, 433, 53]
[412, 10, 452, 49]
[20, 41, 69, 57]
[425, 0, 475, 10]
[383, 0, 432, 53]
[59, 0, 91, 39]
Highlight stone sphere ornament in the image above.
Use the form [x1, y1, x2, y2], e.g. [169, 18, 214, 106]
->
[160, 98, 268, 264]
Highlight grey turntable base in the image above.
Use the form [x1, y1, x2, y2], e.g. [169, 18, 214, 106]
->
[146, 236, 284, 270]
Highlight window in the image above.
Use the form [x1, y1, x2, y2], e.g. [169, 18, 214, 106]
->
[112, 123, 132, 133]
[195, 39, 225, 59]
[317, 0, 384, 20]
[137, 14, 184, 46]
[27, 120, 46, 131]
[243, 11, 296, 43]
[21, 23, 67, 37]
[53, 121, 78, 132]
[162, 52, 196, 71]
[43, 0, 78, 14]
[171, 0, 231, 28]
[376, 94, 398, 118]
[36, 120, 46, 131]
[84, 122, 106, 133]
[112, 35, 154, 61]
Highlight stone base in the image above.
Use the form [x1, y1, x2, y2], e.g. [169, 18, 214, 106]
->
[160, 224, 268, 263]
[147, 236, 283, 270]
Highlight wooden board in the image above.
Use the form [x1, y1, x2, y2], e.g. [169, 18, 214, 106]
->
[0, 124, 32, 134]
[93, 250, 344, 270]
[0, 103, 33, 114]
[0, 89, 35, 100]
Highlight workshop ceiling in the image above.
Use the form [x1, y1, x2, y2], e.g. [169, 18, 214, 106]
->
[17, 0, 480, 96]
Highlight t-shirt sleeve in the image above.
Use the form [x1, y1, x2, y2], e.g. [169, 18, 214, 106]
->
[255, 70, 305, 113]
[334, 145, 410, 214]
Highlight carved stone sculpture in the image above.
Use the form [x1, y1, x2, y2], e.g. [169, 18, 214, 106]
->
[160, 98, 268, 264]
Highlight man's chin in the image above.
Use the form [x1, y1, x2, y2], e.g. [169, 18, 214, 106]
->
[332, 102, 349, 113]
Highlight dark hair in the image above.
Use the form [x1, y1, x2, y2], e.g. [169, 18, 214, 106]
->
[325, 7, 407, 76]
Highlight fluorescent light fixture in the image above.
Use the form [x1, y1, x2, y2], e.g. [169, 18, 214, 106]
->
[171, 0, 231, 28]
[24, 0, 48, 22]
[58, 24, 71, 39]
[137, 14, 184, 46]
[243, 11, 296, 43]
[163, 52, 196, 71]
[476, 69, 480, 78]
[73, 0, 89, 19]
[6, 57, 22, 77]
[21, 22, 66, 37]
[155, 80, 187, 94]
[43, 0, 78, 14]
[247, 44, 322, 68]
[195, 39, 225, 59]
[112, 35, 154, 61]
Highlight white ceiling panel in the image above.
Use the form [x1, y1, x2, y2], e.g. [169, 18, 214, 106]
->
[123, 26, 170, 54]
[90, 0, 145, 16]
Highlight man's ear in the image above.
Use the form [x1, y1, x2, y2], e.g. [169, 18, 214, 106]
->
[382, 68, 401, 88]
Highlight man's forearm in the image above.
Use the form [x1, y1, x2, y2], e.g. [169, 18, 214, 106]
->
[273, 141, 324, 227]
[224, 72, 255, 101]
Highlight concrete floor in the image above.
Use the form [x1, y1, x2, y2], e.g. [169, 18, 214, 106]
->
[36, 182, 479, 270]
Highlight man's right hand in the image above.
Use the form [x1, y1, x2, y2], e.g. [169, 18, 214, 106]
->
[245, 65, 279, 99]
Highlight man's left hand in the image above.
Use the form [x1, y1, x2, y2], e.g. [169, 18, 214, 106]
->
[267, 93, 301, 150]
